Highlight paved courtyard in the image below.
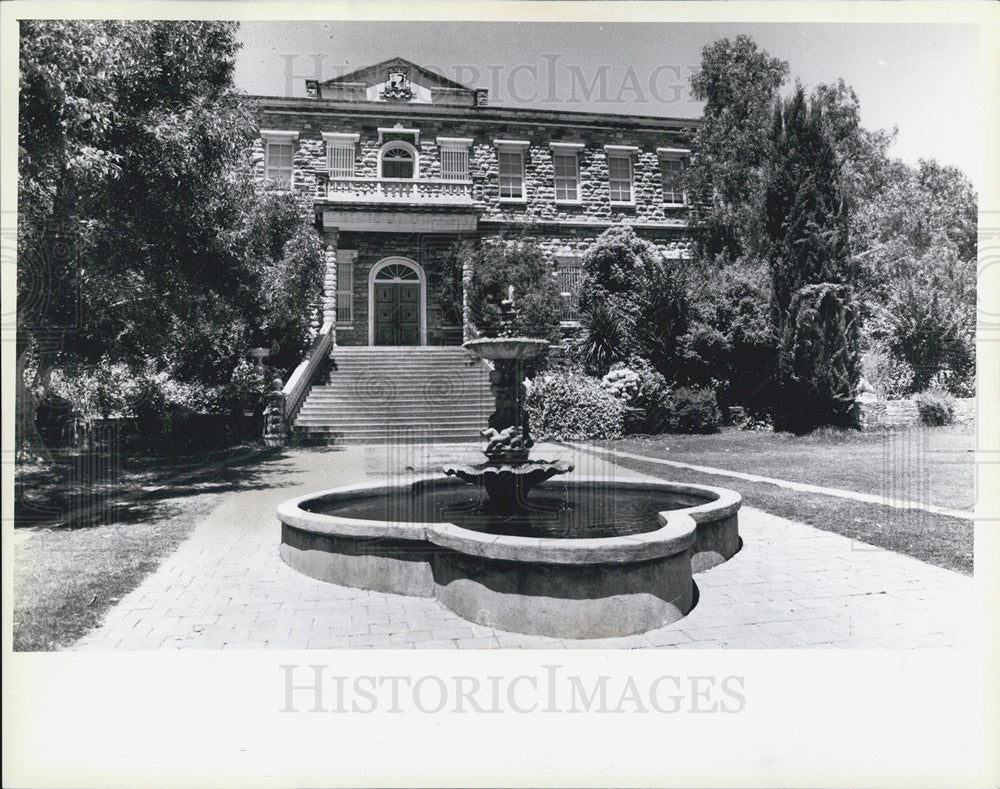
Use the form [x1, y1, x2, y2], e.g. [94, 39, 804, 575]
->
[73, 443, 975, 650]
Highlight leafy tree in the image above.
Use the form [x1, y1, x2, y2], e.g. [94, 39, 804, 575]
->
[765, 85, 855, 318]
[885, 240, 975, 393]
[16, 21, 324, 453]
[683, 260, 777, 415]
[764, 85, 860, 431]
[466, 238, 563, 345]
[579, 226, 690, 380]
[241, 193, 325, 376]
[688, 35, 789, 261]
[777, 284, 862, 433]
[852, 158, 977, 395]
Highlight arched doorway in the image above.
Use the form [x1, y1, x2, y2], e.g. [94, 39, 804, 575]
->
[368, 257, 426, 346]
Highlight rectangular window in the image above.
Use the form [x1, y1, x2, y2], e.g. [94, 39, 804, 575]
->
[555, 257, 583, 321]
[498, 150, 525, 199]
[660, 157, 686, 204]
[336, 250, 356, 324]
[608, 154, 633, 203]
[326, 144, 355, 178]
[553, 153, 579, 202]
[440, 148, 469, 180]
[265, 142, 294, 187]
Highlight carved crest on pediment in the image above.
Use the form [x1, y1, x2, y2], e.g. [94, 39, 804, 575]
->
[379, 69, 415, 101]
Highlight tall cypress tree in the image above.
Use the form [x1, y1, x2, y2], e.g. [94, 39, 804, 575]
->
[764, 85, 860, 432]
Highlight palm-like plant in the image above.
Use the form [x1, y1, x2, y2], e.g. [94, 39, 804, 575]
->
[581, 301, 625, 375]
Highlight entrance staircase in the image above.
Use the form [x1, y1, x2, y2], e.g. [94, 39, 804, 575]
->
[292, 346, 494, 445]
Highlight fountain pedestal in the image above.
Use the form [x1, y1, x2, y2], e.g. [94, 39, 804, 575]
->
[443, 308, 573, 513]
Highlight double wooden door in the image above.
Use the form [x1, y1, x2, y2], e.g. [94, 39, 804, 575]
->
[374, 282, 419, 345]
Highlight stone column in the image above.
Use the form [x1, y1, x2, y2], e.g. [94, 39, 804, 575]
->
[322, 229, 339, 340]
[461, 244, 472, 344]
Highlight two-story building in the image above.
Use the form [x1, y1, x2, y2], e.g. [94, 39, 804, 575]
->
[257, 58, 697, 444]
[255, 57, 696, 347]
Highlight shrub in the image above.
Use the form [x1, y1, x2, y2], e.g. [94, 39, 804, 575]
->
[667, 386, 722, 434]
[775, 283, 861, 434]
[34, 391, 74, 446]
[685, 259, 777, 415]
[600, 366, 640, 402]
[525, 371, 625, 440]
[218, 358, 268, 417]
[49, 359, 141, 419]
[913, 387, 955, 427]
[581, 301, 627, 375]
[579, 226, 691, 378]
[601, 358, 672, 434]
[861, 347, 915, 400]
[47, 357, 225, 444]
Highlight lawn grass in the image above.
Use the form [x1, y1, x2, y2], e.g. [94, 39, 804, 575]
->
[614, 424, 975, 511]
[13, 442, 284, 650]
[13, 493, 220, 650]
[600, 427, 974, 575]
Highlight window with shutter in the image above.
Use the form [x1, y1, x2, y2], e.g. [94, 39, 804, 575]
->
[327, 144, 355, 178]
[336, 250, 356, 324]
[441, 148, 469, 180]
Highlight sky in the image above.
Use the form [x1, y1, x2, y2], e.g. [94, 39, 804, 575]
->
[233, 21, 983, 189]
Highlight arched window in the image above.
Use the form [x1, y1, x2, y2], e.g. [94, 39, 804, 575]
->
[374, 262, 420, 281]
[379, 141, 417, 179]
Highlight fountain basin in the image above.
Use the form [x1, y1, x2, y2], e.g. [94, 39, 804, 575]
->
[277, 476, 741, 639]
[463, 337, 549, 360]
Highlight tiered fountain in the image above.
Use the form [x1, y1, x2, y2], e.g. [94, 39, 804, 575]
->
[277, 290, 743, 638]
[443, 293, 573, 515]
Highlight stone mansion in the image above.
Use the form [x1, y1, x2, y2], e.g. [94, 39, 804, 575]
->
[254, 57, 696, 348]
[257, 58, 696, 444]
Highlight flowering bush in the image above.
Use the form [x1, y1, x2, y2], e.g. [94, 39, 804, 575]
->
[525, 371, 625, 440]
[218, 358, 268, 417]
[599, 359, 673, 435]
[600, 367, 641, 402]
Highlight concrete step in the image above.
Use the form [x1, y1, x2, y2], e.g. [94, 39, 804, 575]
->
[299, 401, 493, 412]
[294, 414, 489, 424]
[300, 394, 492, 404]
[292, 429, 485, 443]
[325, 370, 484, 378]
[292, 347, 494, 445]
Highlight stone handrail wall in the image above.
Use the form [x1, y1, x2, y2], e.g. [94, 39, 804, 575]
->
[284, 319, 334, 422]
[264, 319, 334, 446]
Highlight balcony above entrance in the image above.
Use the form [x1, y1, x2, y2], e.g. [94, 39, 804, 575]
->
[316, 173, 484, 233]
[322, 175, 475, 206]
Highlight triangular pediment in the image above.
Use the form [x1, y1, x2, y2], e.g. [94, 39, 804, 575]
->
[318, 57, 482, 105]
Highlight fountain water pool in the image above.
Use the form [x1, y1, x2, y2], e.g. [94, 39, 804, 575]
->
[278, 475, 740, 639]
[277, 294, 742, 638]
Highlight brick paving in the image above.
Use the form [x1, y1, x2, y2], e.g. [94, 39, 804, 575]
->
[73, 443, 974, 650]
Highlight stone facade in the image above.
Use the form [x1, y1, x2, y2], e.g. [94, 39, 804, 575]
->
[253, 57, 698, 347]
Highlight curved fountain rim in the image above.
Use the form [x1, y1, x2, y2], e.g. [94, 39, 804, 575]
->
[463, 337, 550, 345]
[276, 475, 741, 565]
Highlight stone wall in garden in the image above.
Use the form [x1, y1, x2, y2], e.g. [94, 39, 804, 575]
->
[859, 397, 975, 428]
